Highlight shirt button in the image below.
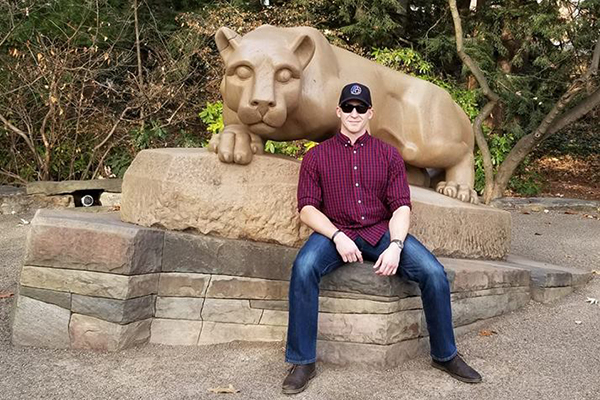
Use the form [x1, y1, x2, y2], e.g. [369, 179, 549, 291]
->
[361, 216, 365, 220]
[353, 150, 357, 154]
[361, 144, 364, 146]
[358, 200, 362, 204]
[355, 183, 359, 187]
[354, 166, 357, 170]
[345, 144, 348, 147]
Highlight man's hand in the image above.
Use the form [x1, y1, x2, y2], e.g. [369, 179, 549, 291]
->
[373, 245, 401, 276]
[333, 233, 363, 263]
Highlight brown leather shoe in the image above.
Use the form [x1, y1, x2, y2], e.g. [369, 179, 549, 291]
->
[282, 363, 316, 395]
[431, 354, 482, 383]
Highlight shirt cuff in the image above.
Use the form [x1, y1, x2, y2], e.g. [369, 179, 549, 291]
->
[298, 197, 321, 212]
[389, 199, 412, 212]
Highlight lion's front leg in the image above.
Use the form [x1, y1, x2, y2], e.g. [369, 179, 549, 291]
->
[207, 124, 264, 164]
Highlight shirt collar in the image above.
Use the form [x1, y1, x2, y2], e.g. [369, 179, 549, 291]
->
[336, 131, 371, 146]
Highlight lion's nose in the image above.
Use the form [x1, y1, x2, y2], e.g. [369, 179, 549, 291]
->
[251, 100, 276, 116]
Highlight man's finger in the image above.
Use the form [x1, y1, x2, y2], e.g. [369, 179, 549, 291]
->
[357, 251, 363, 263]
[373, 256, 382, 270]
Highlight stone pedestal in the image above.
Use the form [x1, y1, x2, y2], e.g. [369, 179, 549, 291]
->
[11, 210, 590, 366]
[12, 210, 162, 351]
[121, 148, 511, 259]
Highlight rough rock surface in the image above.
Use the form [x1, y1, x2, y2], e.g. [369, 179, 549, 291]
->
[121, 148, 510, 258]
[11, 296, 70, 348]
[69, 314, 151, 351]
[25, 209, 163, 275]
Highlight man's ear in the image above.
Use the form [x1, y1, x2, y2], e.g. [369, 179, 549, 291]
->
[290, 34, 315, 70]
[215, 27, 241, 62]
[336, 106, 342, 118]
[367, 108, 374, 120]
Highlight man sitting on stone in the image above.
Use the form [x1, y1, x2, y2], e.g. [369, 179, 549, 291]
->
[282, 83, 483, 395]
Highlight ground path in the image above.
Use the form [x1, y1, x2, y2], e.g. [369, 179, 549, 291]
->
[1, 210, 599, 399]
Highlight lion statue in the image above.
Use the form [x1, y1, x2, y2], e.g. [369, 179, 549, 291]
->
[208, 25, 478, 203]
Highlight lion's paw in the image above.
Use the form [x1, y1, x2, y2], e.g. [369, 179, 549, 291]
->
[209, 125, 260, 165]
[436, 181, 479, 204]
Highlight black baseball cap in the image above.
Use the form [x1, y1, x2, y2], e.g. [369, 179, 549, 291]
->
[338, 83, 372, 107]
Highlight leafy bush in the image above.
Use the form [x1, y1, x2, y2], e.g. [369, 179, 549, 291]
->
[199, 101, 224, 136]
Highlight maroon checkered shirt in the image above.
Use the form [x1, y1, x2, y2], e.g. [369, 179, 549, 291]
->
[297, 131, 411, 246]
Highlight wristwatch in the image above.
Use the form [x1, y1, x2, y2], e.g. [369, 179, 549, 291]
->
[390, 239, 404, 250]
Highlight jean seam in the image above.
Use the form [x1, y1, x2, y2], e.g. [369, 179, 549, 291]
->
[431, 348, 457, 362]
[285, 356, 317, 365]
[320, 259, 342, 276]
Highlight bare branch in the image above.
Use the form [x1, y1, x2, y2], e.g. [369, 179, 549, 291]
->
[449, 0, 498, 203]
[449, 0, 500, 102]
[93, 107, 131, 151]
[547, 85, 600, 136]
[0, 112, 38, 158]
[0, 169, 28, 185]
[134, 0, 143, 86]
[473, 100, 497, 204]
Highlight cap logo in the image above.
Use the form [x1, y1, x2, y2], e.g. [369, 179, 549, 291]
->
[350, 85, 362, 95]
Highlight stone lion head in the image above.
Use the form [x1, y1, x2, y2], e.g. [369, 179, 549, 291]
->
[215, 25, 315, 136]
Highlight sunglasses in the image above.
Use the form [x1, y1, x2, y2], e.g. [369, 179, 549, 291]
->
[340, 103, 370, 114]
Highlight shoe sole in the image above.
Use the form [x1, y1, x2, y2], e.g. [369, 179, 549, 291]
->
[281, 370, 317, 395]
[431, 362, 482, 384]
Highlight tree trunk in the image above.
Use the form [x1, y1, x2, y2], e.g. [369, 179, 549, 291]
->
[449, 0, 498, 203]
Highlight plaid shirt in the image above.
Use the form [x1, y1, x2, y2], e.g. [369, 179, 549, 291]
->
[297, 131, 411, 246]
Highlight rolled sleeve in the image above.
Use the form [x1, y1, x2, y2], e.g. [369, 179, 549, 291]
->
[386, 149, 412, 211]
[297, 149, 322, 212]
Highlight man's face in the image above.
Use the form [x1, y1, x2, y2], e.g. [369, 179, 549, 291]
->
[336, 100, 373, 134]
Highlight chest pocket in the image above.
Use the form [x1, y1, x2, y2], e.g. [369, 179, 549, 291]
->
[362, 158, 389, 193]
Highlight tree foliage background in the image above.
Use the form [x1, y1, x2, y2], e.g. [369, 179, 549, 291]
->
[0, 0, 598, 199]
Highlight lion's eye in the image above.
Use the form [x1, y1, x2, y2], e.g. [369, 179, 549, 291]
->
[235, 66, 252, 79]
[275, 68, 293, 83]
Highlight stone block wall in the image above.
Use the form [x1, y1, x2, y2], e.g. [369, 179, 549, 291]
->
[12, 210, 162, 351]
[12, 210, 590, 367]
[10, 209, 542, 368]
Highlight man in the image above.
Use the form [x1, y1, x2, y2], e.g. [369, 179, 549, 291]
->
[282, 83, 482, 395]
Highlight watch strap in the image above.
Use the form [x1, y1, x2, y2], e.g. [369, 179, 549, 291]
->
[390, 239, 404, 250]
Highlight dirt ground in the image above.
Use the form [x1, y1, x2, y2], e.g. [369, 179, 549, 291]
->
[529, 154, 600, 201]
[0, 210, 599, 400]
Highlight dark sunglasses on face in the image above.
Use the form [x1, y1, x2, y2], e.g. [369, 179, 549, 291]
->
[340, 103, 370, 114]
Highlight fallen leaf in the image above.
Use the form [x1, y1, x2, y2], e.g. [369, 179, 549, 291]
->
[20, 218, 30, 225]
[592, 270, 600, 275]
[586, 297, 598, 305]
[564, 211, 578, 215]
[478, 329, 497, 337]
[520, 211, 531, 215]
[575, 320, 582, 325]
[0, 292, 14, 299]
[534, 232, 542, 236]
[208, 384, 240, 394]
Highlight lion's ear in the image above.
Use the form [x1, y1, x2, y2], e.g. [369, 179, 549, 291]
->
[215, 27, 241, 62]
[291, 35, 315, 70]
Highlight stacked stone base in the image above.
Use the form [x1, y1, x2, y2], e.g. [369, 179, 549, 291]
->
[11, 210, 590, 367]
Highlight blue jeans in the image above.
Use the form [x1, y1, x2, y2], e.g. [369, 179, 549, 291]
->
[285, 231, 457, 364]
